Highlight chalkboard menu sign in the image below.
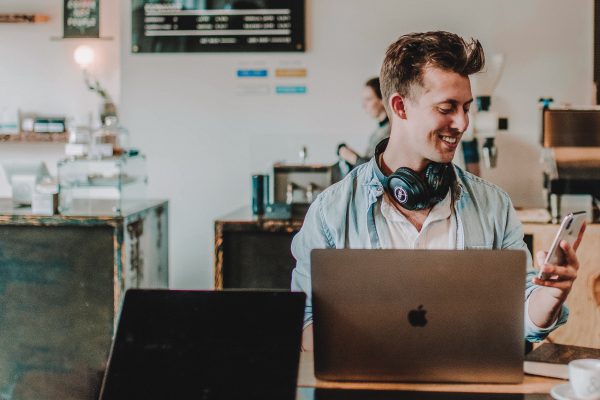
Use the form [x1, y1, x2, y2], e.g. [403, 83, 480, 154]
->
[63, 0, 100, 38]
[131, 0, 304, 53]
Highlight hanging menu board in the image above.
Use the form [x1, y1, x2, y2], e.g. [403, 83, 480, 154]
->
[63, 0, 99, 38]
[131, 0, 304, 53]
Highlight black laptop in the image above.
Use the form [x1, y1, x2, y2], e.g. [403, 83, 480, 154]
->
[99, 289, 305, 400]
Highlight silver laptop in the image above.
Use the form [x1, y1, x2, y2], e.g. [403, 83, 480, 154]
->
[311, 249, 526, 384]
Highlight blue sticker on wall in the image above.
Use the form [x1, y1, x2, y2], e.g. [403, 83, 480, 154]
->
[237, 69, 268, 78]
[275, 85, 306, 94]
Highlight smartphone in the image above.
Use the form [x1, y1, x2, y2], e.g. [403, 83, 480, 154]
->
[537, 211, 586, 280]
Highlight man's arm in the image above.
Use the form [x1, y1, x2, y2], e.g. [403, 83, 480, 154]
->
[301, 324, 314, 352]
[528, 224, 586, 328]
[500, 201, 569, 340]
[338, 145, 359, 166]
[290, 195, 334, 346]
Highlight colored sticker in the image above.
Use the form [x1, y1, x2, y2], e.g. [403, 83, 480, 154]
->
[275, 68, 307, 78]
[237, 69, 268, 78]
[275, 85, 306, 94]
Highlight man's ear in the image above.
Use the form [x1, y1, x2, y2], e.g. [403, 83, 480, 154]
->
[389, 93, 407, 119]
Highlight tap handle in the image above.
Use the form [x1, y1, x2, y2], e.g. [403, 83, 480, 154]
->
[306, 183, 315, 203]
[286, 182, 295, 205]
[482, 138, 498, 168]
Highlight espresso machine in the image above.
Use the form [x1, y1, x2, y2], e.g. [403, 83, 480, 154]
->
[272, 163, 332, 218]
[540, 103, 600, 223]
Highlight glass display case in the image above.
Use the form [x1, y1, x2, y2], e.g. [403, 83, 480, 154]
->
[57, 154, 147, 215]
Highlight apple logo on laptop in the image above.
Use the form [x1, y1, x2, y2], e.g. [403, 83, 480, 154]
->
[408, 305, 427, 327]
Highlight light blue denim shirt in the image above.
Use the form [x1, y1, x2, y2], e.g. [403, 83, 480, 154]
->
[290, 157, 568, 342]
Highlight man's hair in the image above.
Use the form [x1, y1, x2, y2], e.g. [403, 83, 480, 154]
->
[365, 77, 382, 100]
[380, 31, 485, 113]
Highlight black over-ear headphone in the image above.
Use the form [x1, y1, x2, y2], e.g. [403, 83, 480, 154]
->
[373, 139, 455, 211]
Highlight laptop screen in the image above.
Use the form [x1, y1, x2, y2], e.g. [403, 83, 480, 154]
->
[100, 289, 305, 399]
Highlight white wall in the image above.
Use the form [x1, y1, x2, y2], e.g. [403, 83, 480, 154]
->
[120, 0, 593, 288]
[0, 0, 120, 194]
[0, 1, 593, 289]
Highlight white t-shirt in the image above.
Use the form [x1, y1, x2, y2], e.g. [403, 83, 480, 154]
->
[374, 190, 457, 249]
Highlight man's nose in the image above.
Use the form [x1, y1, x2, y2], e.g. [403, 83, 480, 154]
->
[451, 110, 469, 133]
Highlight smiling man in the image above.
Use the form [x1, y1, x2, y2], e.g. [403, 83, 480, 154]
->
[291, 31, 584, 351]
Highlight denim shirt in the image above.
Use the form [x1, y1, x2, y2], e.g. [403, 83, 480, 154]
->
[290, 158, 568, 342]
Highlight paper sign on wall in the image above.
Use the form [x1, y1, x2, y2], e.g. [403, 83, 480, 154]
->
[63, 0, 100, 38]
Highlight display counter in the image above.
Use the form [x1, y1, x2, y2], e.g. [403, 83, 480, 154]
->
[0, 198, 169, 399]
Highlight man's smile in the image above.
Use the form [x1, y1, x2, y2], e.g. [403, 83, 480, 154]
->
[438, 134, 458, 144]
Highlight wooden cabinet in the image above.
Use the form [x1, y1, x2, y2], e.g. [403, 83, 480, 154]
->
[0, 199, 168, 399]
[214, 207, 302, 289]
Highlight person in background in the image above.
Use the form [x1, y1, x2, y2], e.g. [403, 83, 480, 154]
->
[338, 77, 391, 168]
[291, 31, 585, 351]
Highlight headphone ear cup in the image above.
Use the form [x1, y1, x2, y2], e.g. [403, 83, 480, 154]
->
[425, 163, 454, 203]
[385, 168, 430, 211]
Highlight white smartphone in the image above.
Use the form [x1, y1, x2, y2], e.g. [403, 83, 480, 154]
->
[537, 211, 586, 280]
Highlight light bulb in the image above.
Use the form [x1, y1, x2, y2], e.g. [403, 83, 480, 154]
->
[73, 45, 95, 68]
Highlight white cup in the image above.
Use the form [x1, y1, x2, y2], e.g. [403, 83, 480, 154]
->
[569, 359, 600, 400]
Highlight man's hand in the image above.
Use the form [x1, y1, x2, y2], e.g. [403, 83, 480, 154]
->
[532, 223, 586, 300]
[338, 145, 359, 166]
[529, 223, 586, 327]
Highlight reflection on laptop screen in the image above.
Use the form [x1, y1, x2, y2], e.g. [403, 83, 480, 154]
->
[99, 289, 305, 400]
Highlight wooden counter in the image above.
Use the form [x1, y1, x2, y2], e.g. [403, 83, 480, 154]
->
[0, 199, 169, 399]
[214, 206, 303, 289]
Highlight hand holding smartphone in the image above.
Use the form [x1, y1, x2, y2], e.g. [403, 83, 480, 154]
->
[537, 211, 586, 281]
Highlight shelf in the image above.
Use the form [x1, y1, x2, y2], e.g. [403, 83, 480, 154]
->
[0, 14, 49, 24]
[49, 36, 114, 41]
[0, 132, 68, 143]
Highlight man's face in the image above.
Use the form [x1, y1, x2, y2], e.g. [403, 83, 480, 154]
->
[361, 86, 385, 120]
[401, 67, 473, 166]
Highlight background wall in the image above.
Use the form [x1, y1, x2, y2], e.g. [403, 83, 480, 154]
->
[0, 0, 120, 190]
[120, 0, 594, 288]
[0, 0, 593, 289]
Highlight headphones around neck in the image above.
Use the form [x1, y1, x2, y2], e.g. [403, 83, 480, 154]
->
[373, 139, 455, 211]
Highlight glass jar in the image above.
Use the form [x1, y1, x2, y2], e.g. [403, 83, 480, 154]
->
[65, 125, 92, 158]
[89, 116, 130, 159]
[68, 125, 92, 145]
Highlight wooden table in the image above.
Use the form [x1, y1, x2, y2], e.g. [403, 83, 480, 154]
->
[297, 352, 563, 396]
